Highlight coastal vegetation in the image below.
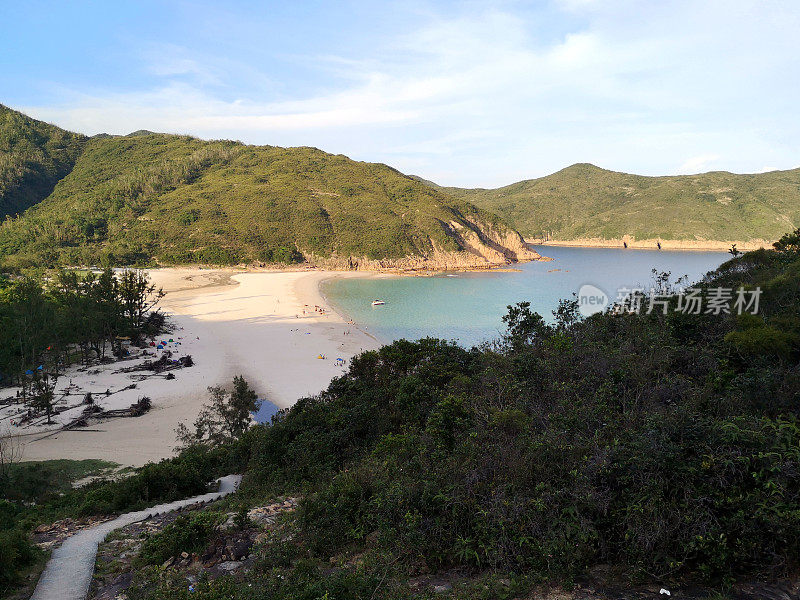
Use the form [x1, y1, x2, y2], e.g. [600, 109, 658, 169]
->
[3, 100, 800, 597]
[0, 104, 85, 220]
[3, 230, 793, 598]
[0, 372, 261, 596]
[0, 105, 529, 271]
[0, 269, 164, 390]
[3, 104, 799, 266]
[442, 162, 800, 243]
[175, 376, 261, 449]
[203, 229, 800, 595]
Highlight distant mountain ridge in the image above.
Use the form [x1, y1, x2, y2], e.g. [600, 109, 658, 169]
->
[0, 105, 538, 270]
[440, 162, 800, 247]
[3, 102, 796, 267]
[0, 104, 86, 219]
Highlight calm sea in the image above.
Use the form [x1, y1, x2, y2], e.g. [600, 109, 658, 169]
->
[253, 246, 730, 421]
[320, 246, 731, 348]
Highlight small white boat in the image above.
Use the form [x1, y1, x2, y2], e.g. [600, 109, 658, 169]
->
[371, 300, 385, 306]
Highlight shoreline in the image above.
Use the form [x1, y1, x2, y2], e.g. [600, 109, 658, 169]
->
[8, 268, 382, 467]
[7, 245, 727, 466]
[529, 238, 771, 252]
[146, 268, 383, 410]
[315, 272, 393, 346]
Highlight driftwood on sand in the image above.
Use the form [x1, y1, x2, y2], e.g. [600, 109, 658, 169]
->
[98, 396, 152, 418]
[59, 397, 154, 432]
[114, 353, 194, 375]
[3, 348, 194, 433]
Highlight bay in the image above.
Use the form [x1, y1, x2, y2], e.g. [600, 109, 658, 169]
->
[321, 246, 731, 348]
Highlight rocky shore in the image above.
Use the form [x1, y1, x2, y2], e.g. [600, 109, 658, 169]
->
[532, 236, 771, 251]
[303, 216, 545, 271]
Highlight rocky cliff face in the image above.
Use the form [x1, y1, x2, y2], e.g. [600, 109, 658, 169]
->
[306, 216, 543, 272]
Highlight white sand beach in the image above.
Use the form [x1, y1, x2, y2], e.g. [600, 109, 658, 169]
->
[3, 269, 380, 466]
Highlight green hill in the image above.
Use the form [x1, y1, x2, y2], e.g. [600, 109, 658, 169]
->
[0, 106, 535, 270]
[0, 104, 86, 219]
[443, 163, 800, 245]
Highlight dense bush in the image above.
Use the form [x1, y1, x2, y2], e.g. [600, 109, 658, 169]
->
[136, 511, 222, 567]
[76, 457, 210, 516]
[0, 529, 39, 591]
[214, 238, 800, 594]
[257, 246, 304, 264]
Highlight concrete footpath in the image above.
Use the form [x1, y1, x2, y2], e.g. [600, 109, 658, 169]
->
[29, 474, 242, 600]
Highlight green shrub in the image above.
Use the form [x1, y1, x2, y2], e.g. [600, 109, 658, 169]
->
[194, 246, 239, 266]
[725, 325, 796, 358]
[76, 448, 223, 516]
[136, 511, 222, 566]
[0, 529, 39, 591]
[231, 245, 800, 587]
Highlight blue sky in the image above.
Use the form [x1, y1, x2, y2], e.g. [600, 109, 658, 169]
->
[2, 0, 799, 187]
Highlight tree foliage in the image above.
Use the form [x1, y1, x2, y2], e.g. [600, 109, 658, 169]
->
[222, 239, 800, 592]
[176, 376, 260, 448]
[0, 269, 164, 387]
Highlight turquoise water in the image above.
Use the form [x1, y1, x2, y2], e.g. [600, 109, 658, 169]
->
[321, 246, 731, 347]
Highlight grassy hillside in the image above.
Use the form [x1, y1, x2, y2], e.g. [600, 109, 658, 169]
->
[444, 163, 800, 243]
[0, 105, 86, 219]
[0, 109, 530, 270]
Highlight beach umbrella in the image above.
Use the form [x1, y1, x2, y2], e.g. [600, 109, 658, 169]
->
[37, 365, 43, 370]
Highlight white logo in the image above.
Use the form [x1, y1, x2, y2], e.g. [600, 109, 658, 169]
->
[577, 284, 609, 317]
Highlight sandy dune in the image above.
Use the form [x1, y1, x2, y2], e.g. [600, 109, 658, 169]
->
[9, 269, 379, 466]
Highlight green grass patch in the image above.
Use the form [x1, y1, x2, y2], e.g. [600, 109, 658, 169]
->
[4, 459, 118, 503]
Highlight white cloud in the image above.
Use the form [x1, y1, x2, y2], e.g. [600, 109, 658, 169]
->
[24, 83, 420, 136]
[17, 1, 800, 186]
[142, 46, 218, 83]
[676, 154, 721, 174]
[555, 0, 600, 12]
